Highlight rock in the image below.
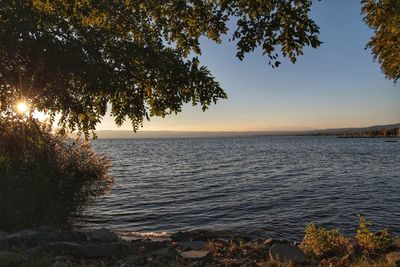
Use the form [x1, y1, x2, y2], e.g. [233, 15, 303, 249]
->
[171, 230, 219, 242]
[35, 225, 56, 234]
[6, 229, 39, 240]
[386, 251, 400, 266]
[71, 231, 89, 242]
[77, 243, 122, 258]
[245, 248, 258, 258]
[46, 230, 87, 243]
[149, 247, 178, 266]
[269, 244, 305, 264]
[264, 238, 290, 246]
[46, 241, 80, 255]
[125, 254, 143, 265]
[179, 241, 206, 250]
[142, 240, 168, 254]
[47, 241, 129, 258]
[254, 243, 269, 252]
[128, 240, 143, 254]
[5, 229, 41, 247]
[45, 231, 69, 242]
[91, 228, 118, 243]
[180, 250, 211, 260]
[150, 247, 177, 259]
[171, 231, 203, 242]
[0, 231, 7, 239]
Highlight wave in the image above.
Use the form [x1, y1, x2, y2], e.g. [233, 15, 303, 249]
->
[116, 231, 170, 238]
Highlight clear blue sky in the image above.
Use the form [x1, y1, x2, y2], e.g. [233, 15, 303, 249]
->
[98, 0, 400, 131]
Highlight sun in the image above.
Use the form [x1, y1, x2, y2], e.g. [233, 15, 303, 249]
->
[16, 101, 29, 114]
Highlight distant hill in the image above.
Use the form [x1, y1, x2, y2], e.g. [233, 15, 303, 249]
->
[305, 123, 400, 137]
[91, 130, 295, 139]
[91, 123, 400, 139]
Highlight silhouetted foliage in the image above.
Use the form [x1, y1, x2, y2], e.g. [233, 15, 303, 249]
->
[0, 0, 322, 136]
[1, 1, 398, 136]
[362, 0, 400, 82]
[0, 117, 113, 231]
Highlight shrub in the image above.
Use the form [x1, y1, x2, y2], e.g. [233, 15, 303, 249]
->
[300, 223, 351, 259]
[0, 117, 114, 231]
[349, 256, 395, 267]
[355, 216, 392, 256]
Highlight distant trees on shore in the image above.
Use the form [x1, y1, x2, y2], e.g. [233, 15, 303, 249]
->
[342, 128, 400, 138]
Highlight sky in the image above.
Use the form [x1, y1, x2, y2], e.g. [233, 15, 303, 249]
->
[98, 0, 400, 132]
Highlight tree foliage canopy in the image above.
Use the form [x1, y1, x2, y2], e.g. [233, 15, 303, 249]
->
[362, 0, 400, 82]
[1, 1, 398, 136]
[0, 0, 321, 136]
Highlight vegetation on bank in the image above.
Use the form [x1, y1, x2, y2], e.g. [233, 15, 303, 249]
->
[300, 216, 394, 264]
[0, 216, 399, 267]
[0, 117, 114, 231]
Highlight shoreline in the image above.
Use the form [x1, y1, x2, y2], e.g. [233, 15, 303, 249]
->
[1, 226, 400, 266]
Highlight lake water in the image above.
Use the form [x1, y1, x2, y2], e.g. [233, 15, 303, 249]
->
[77, 136, 400, 241]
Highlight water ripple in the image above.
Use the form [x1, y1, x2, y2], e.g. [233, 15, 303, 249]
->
[76, 136, 400, 241]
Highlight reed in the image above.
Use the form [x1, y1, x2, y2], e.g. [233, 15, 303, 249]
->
[0, 117, 114, 230]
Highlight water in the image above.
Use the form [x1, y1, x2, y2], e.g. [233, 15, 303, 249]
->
[78, 136, 400, 241]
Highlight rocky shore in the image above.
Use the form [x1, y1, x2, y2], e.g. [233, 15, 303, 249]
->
[0, 227, 399, 267]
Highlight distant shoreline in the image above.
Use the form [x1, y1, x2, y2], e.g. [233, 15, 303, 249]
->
[91, 134, 400, 140]
[81, 122, 400, 139]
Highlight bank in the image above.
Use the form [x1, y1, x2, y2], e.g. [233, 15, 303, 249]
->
[1, 226, 400, 267]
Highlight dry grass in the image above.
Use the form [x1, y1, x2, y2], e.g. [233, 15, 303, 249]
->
[0, 117, 113, 230]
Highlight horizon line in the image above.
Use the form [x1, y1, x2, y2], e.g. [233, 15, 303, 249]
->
[95, 122, 400, 133]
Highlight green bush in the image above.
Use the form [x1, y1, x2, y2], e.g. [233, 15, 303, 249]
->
[355, 216, 392, 256]
[300, 223, 351, 259]
[0, 117, 113, 231]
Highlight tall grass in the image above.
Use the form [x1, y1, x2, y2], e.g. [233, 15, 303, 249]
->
[0, 117, 113, 231]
